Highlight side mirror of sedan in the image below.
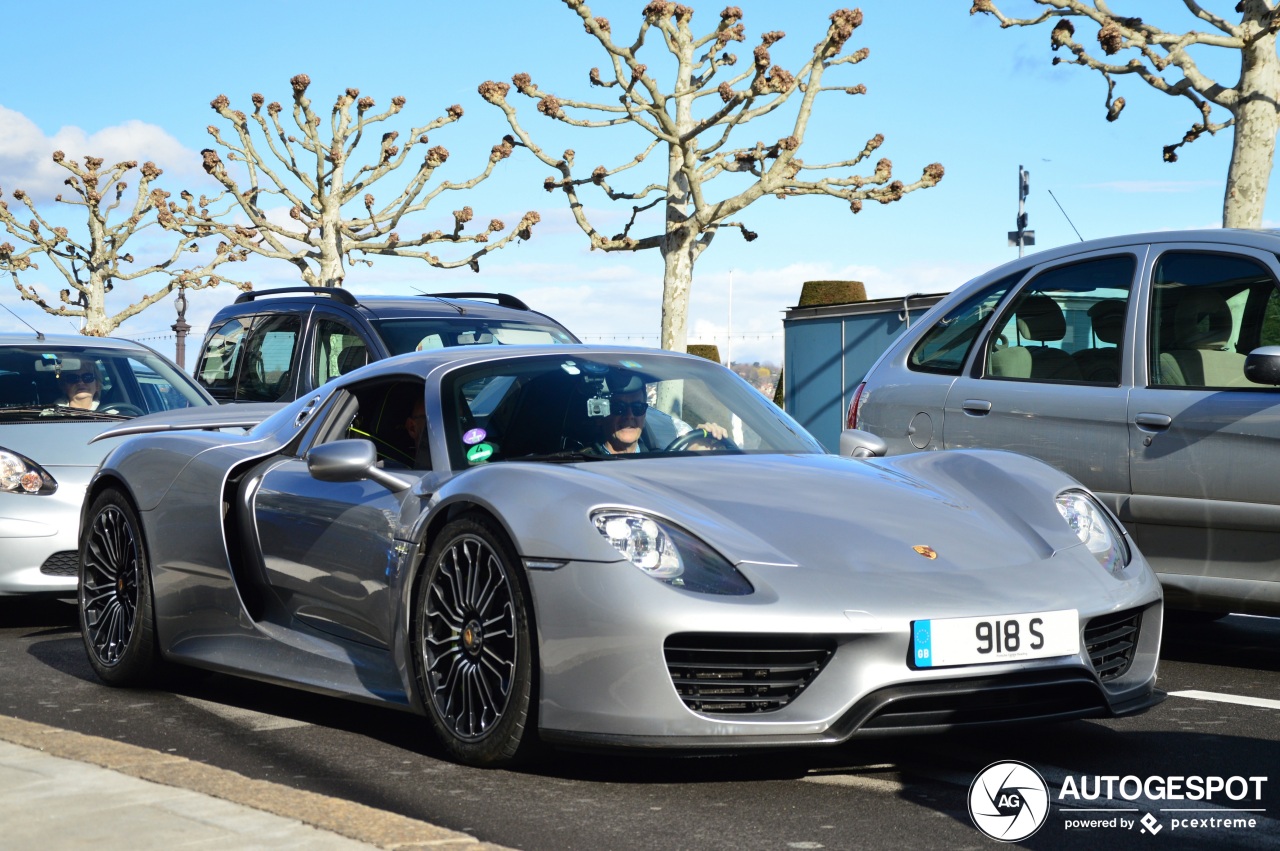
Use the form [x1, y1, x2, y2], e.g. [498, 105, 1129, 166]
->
[839, 429, 888, 459]
[306, 439, 410, 492]
[1244, 346, 1280, 386]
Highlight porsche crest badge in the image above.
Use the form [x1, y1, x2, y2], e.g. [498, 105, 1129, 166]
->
[913, 545, 938, 560]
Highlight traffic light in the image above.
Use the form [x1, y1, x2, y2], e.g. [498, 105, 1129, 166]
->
[1019, 167, 1030, 201]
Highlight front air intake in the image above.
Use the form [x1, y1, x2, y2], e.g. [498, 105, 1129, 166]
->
[1085, 608, 1142, 681]
[664, 634, 835, 714]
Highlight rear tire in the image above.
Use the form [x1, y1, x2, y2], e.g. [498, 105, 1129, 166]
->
[413, 515, 535, 767]
[79, 488, 160, 686]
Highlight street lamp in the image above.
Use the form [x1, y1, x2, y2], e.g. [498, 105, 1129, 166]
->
[172, 284, 190, 371]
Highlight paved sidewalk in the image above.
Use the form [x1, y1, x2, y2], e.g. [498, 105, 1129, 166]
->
[0, 715, 509, 850]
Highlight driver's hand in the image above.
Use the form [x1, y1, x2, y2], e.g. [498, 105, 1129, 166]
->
[697, 422, 729, 440]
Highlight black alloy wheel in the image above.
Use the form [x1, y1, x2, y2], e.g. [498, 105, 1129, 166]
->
[414, 515, 534, 766]
[79, 488, 160, 685]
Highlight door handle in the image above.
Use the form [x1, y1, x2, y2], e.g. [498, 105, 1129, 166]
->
[1134, 412, 1172, 430]
[961, 399, 993, 415]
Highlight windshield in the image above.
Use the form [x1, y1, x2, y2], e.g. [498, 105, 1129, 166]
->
[440, 353, 823, 468]
[371, 317, 577, 355]
[0, 344, 209, 423]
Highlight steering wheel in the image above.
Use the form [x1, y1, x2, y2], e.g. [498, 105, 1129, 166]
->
[664, 429, 737, 453]
[100, 402, 145, 417]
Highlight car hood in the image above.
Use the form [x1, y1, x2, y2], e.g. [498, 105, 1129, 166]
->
[569, 452, 1077, 575]
[0, 421, 130, 468]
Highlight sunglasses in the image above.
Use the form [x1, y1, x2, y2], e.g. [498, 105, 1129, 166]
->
[61, 372, 97, 383]
[610, 401, 648, 417]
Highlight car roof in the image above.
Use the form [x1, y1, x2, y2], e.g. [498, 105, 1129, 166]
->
[0, 332, 155, 352]
[969, 228, 1280, 285]
[337, 343, 707, 379]
[213, 288, 571, 329]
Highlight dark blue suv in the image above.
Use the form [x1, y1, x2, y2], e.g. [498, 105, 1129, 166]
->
[194, 288, 579, 403]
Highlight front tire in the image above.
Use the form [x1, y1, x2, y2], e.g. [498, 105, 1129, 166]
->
[79, 488, 160, 686]
[413, 515, 535, 767]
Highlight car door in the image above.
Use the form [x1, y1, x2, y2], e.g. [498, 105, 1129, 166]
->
[306, 312, 375, 397]
[1126, 244, 1280, 599]
[941, 249, 1144, 511]
[858, 271, 1025, 454]
[249, 377, 429, 648]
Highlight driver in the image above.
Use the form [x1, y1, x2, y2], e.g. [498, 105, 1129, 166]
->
[55, 359, 102, 411]
[593, 382, 649, 455]
[587, 371, 731, 455]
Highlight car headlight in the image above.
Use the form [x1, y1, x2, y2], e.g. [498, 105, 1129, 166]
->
[1054, 490, 1128, 575]
[591, 510, 753, 595]
[0, 448, 56, 495]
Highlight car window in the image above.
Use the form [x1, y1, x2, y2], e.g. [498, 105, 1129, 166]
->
[983, 255, 1136, 385]
[1148, 251, 1279, 390]
[236, 314, 301, 402]
[908, 271, 1022, 375]
[0, 345, 207, 421]
[309, 378, 429, 469]
[313, 319, 369, 386]
[369, 318, 576, 355]
[196, 317, 252, 400]
[439, 354, 822, 469]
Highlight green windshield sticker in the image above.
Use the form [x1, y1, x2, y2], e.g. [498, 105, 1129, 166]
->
[466, 443, 494, 464]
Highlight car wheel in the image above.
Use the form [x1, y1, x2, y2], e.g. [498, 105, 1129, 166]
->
[413, 515, 535, 767]
[79, 488, 160, 686]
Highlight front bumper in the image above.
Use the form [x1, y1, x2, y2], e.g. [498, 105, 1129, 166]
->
[526, 557, 1164, 747]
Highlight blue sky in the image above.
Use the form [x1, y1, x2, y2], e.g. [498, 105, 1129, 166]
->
[0, 1, 1264, 365]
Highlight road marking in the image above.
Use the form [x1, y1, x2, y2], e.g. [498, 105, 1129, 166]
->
[175, 695, 311, 731]
[1170, 690, 1280, 711]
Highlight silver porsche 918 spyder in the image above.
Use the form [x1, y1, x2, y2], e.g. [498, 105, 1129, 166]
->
[78, 345, 1163, 767]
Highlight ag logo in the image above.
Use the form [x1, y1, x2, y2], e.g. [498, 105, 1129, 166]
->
[968, 760, 1050, 842]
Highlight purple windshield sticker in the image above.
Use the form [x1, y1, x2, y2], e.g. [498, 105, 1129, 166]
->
[463, 428, 487, 445]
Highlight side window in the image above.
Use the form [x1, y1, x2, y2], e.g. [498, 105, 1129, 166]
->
[313, 319, 369, 386]
[237, 314, 301, 402]
[983, 255, 1135, 385]
[1149, 251, 1277, 389]
[909, 272, 1022, 375]
[312, 379, 428, 469]
[124, 358, 198, 413]
[196, 317, 252, 400]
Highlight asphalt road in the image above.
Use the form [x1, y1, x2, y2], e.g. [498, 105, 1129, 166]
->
[2, 599, 1277, 850]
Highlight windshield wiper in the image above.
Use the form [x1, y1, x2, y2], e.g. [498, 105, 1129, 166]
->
[515, 451, 610, 463]
[0, 405, 131, 421]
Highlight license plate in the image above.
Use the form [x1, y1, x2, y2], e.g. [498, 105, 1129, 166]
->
[912, 609, 1078, 668]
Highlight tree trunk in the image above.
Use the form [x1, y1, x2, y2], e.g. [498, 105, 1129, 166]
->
[1223, 28, 1280, 228]
[660, 227, 697, 351]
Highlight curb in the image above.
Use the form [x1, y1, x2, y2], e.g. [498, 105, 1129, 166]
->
[0, 714, 512, 850]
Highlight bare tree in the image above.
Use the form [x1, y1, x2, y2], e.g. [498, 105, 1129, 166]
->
[185, 74, 541, 289]
[481, 2, 944, 352]
[0, 154, 249, 336]
[972, 0, 1280, 229]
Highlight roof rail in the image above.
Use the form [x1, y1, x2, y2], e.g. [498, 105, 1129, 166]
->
[421, 291, 530, 311]
[234, 286, 358, 306]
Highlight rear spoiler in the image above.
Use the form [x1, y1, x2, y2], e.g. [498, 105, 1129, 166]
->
[90, 403, 285, 443]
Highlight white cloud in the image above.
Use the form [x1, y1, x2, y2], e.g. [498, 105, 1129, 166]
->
[0, 105, 203, 201]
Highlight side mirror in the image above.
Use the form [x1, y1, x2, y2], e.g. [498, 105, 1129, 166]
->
[1244, 346, 1280, 386]
[839, 429, 887, 459]
[306, 439, 410, 492]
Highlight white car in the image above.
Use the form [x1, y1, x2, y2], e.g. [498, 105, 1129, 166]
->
[0, 334, 215, 596]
